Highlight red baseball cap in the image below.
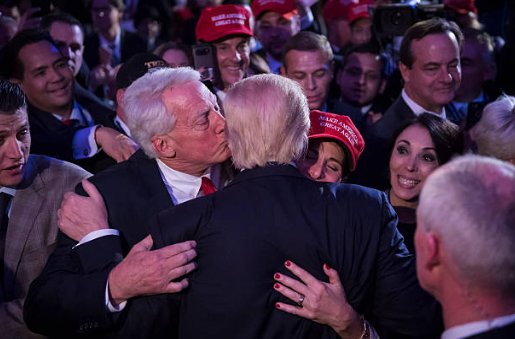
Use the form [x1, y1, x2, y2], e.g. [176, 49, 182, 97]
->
[443, 0, 478, 14]
[251, 0, 298, 21]
[309, 110, 365, 172]
[196, 5, 253, 43]
[323, 0, 373, 23]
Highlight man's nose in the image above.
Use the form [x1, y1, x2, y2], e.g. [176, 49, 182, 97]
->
[5, 137, 24, 160]
[308, 161, 324, 180]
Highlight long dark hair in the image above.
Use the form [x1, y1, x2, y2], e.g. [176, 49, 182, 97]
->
[390, 113, 464, 165]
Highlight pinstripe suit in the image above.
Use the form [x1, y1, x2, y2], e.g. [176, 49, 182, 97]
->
[0, 155, 90, 339]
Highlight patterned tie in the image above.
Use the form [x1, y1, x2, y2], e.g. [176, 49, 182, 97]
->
[199, 177, 217, 196]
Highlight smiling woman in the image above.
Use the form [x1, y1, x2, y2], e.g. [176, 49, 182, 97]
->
[388, 113, 463, 253]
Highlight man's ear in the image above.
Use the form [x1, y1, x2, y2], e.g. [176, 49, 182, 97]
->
[280, 65, 286, 76]
[116, 88, 124, 107]
[423, 232, 441, 271]
[483, 61, 497, 82]
[399, 62, 411, 84]
[378, 78, 387, 94]
[151, 135, 176, 159]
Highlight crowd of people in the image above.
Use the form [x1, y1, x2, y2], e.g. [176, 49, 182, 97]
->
[0, 0, 514, 338]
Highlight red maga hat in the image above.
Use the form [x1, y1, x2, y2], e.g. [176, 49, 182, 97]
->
[309, 110, 365, 172]
[443, 0, 478, 14]
[323, 0, 373, 23]
[251, 0, 298, 20]
[196, 5, 253, 43]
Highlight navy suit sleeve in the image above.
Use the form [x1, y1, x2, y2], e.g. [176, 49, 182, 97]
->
[370, 194, 443, 338]
[151, 197, 210, 249]
[24, 232, 118, 335]
[23, 183, 125, 336]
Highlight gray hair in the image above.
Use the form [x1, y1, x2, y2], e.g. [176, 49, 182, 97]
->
[223, 74, 310, 169]
[122, 67, 200, 158]
[470, 95, 515, 162]
[417, 155, 515, 295]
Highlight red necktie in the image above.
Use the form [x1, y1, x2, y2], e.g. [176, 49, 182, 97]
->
[200, 177, 217, 196]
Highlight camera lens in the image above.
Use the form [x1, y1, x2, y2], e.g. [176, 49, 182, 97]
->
[391, 11, 403, 26]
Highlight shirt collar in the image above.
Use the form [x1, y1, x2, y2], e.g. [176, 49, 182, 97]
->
[155, 159, 215, 205]
[0, 187, 16, 197]
[402, 89, 447, 119]
[442, 313, 515, 339]
[115, 115, 131, 137]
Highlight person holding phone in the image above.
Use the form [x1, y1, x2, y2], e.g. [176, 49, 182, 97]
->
[195, 5, 253, 98]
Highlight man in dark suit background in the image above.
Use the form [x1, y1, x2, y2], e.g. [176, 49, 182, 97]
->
[84, 0, 147, 100]
[24, 67, 233, 338]
[415, 155, 515, 338]
[351, 18, 464, 190]
[1, 29, 138, 174]
[150, 74, 441, 339]
[0, 80, 90, 339]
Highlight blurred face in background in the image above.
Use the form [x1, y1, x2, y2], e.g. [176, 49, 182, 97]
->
[282, 49, 333, 110]
[349, 18, 372, 46]
[338, 51, 385, 107]
[49, 21, 85, 77]
[91, 0, 122, 32]
[162, 48, 191, 68]
[255, 11, 300, 60]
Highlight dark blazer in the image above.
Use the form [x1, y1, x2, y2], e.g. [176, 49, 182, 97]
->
[348, 95, 414, 190]
[367, 95, 415, 142]
[27, 99, 118, 174]
[151, 164, 442, 339]
[465, 321, 515, 339]
[1, 155, 90, 339]
[328, 99, 368, 134]
[24, 150, 177, 338]
[83, 30, 147, 69]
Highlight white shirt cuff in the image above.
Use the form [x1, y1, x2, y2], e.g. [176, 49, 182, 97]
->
[73, 125, 101, 159]
[74, 229, 120, 248]
[105, 281, 127, 312]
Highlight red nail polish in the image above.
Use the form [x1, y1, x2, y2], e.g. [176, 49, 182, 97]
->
[285, 260, 291, 267]
[275, 303, 281, 309]
[274, 283, 280, 289]
[274, 273, 281, 279]
[324, 263, 331, 270]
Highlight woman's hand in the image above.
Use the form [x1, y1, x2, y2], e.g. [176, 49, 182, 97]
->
[273, 260, 365, 338]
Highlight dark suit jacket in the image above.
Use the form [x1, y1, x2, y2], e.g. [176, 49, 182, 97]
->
[367, 95, 415, 142]
[24, 150, 177, 338]
[1, 155, 90, 339]
[151, 164, 442, 339]
[83, 30, 147, 70]
[465, 321, 515, 339]
[27, 99, 118, 174]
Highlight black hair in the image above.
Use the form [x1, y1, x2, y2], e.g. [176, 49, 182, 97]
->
[0, 29, 61, 80]
[0, 78, 26, 114]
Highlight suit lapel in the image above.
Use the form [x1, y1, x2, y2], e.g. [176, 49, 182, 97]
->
[135, 152, 174, 212]
[3, 157, 44, 296]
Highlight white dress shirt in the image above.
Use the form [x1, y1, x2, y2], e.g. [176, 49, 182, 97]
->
[442, 313, 515, 339]
[402, 89, 447, 119]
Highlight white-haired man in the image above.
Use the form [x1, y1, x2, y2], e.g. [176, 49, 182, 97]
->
[24, 67, 233, 338]
[415, 154, 515, 338]
[470, 96, 515, 164]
